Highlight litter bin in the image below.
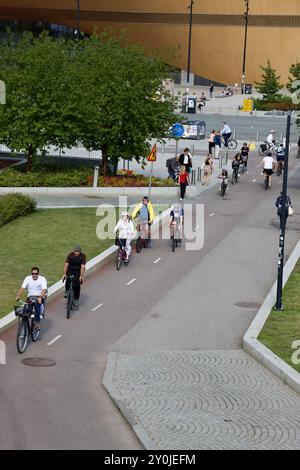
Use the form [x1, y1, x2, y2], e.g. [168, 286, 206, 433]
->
[245, 84, 252, 94]
[187, 97, 197, 114]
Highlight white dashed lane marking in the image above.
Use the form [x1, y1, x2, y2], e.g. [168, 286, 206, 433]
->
[127, 278, 136, 286]
[91, 303, 103, 312]
[153, 258, 161, 264]
[47, 335, 62, 346]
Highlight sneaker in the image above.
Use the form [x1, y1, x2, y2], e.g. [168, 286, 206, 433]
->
[73, 299, 79, 309]
[64, 292, 68, 299]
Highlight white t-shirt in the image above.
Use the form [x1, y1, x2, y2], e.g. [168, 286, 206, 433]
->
[262, 156, 275, 169]
[267, 134, 274, 145]
[22, 275, 47, 297]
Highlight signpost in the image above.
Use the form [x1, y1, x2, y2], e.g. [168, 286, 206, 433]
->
[171, 123, 185, 157]
[147, 143, 157, 198]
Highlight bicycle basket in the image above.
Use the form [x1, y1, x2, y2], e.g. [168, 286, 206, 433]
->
[114, 237, 119, 246]
[14, 305, 31, 317]
[260, 144, 267, 151]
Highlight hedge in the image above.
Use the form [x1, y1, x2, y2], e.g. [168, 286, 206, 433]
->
[0, 193, 36, 227]
[0, 167, 176, 187]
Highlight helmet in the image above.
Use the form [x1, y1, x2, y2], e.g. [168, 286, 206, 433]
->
[121, 211, 128, 217]
[270, 130, 275, 133]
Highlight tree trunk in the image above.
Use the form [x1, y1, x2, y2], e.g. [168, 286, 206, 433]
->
[101, 145, 109, 177]
[27, 145, 34, 172]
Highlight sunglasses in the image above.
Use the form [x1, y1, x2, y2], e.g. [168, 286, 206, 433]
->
[31, 272, 38, 275]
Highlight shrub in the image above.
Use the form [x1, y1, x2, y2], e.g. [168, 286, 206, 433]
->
[253, 97, 300, 111]
[0, 193, 36, 227]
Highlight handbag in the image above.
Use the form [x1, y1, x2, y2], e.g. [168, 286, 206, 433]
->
[288, 206, 294, 216]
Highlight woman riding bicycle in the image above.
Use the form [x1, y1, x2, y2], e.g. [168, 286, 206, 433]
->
[169, 203, 184, 243]
[114, 211, 135, 261]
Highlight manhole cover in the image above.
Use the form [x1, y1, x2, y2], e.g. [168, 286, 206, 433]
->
[22, 357, 56, 367]
[235, 302, 261, 309]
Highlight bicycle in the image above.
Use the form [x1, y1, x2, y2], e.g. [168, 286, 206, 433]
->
[264, 172, 272, 190]
[170, 220, 182, 252]
[220, 136, 237, 150]
[116, 237, 129, 270]
[14, 299, 41, 353]
[136, 221, 149, 253]
[297, 146, 300, 159]
[276, 160, 284, 176]
[65, 274, 76, 319]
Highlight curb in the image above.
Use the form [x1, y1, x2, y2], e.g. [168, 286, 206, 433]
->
[0, 206, 171, 333]
[243, 239, 300, 394]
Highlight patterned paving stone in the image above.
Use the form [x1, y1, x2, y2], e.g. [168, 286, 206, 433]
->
[104, 350, 300, 450]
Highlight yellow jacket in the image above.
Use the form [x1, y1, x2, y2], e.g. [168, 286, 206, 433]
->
[132, 201, 155, 224]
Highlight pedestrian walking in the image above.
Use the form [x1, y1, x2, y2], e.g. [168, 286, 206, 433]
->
[209, 83, 214, 99]
[208, 130, 216, 155]
[214, 131, 222, 159]
[202, 154, 213, 186]
[179, 166, 189, 200]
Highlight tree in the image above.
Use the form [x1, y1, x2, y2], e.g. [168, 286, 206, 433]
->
[0, 32, 81, 171]
[254, 60, 283, 101]
[73, 32, 178, 176]
[287, 62, 300, 92]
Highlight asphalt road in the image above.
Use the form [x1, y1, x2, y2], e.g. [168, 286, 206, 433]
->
[1, 149, 300, 450]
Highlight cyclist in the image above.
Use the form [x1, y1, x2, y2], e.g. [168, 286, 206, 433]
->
[240, 143, 249, 170]
[257, 152, 276, 189]
[266, 130, 276, 151]
[220, 122, 232, 147]
[275, 142, 285, 174]
[132, 196, 155, 247]
[16, 267, 47, 330]
[218, 168, 229, 191]
[114, 211, 135, 261]
[63, 245, 86, 309]
[169, 203, 184, 243]
[232, 153, 241, 181]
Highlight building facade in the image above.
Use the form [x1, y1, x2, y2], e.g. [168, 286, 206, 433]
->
[0, 0, 300, 85]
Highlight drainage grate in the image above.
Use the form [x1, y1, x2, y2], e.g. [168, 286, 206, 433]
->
[22, 357, 56, 367]
[235, 302, 261, 309]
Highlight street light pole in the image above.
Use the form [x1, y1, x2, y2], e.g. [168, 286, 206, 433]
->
[275, 110, 292, 310]
[241, 0, 249, 94]
[75, 0, 80, 38]
[187, 0, 194, 85]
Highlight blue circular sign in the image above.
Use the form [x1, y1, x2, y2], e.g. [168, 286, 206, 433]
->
[171, 123, 184, 138]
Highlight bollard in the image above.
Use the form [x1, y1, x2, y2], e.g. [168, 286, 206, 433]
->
[233, 129, 236, 139]
[191, 169, 196, 185]
[191, 144, 195, 156]
[280, 132, 283, 141]
[162, 142, 165, 154]
[197, 167, 201, 182]
[256, 130, 260, 141]
[93, 165, 99, 188]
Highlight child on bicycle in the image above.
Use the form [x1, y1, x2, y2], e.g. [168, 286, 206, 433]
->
[169, 203, 184, 243]
[218, 168, 228, 191]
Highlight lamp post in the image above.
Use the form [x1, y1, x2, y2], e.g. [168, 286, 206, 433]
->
[187, 0, 194, 85]
[75, 0, 80, 38]
[275, 111, 292, 310]
[241, 0, 249, 94]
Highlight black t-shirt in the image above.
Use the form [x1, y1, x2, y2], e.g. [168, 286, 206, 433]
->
[66, 252, 86, 276]
[241, 146, 249, 157]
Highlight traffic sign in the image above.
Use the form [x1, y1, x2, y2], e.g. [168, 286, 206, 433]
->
[171, 123, 184, 138]
[147, 143, 157, 162]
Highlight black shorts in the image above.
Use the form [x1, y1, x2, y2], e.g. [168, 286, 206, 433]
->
[264, 169, 273, 176]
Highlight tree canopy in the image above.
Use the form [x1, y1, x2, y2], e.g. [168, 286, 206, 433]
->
[254, 60, 283, 102]
[0, 30, 177, 174]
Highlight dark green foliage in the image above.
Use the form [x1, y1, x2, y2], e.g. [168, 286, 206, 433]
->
[0, 193, 36, 226]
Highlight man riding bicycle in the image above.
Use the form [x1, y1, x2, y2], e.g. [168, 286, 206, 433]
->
[232, 154, 241, 180]
[220, 122, 232, 147]
[132, 196, 155, 247]
[169, 203, 184, 244]
[16, 267, 47, 330]
[266, 130, 276, 151]
[63, 245, 86, 309]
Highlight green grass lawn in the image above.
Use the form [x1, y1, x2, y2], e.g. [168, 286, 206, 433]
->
[0, 205, 169, 319]
[258, 260, 300, 373]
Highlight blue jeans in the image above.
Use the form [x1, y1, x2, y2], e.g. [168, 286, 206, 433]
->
[29, 297, 44, 323]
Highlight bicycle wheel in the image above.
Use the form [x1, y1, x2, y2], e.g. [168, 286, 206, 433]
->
[16, 318, 29, 353]
[228, 139, 237, 150]
[31, 319, 40, 342]
[66, 288, 74, 318]
[265, 176, 269, 190]
[258, 148, 265, 157]
[136, 237, 141, 253]
[172, 237, 176, 252]
[231, 172, 235, 185]
[221, 182, 226, 197]
[116, 249, 122, 270]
